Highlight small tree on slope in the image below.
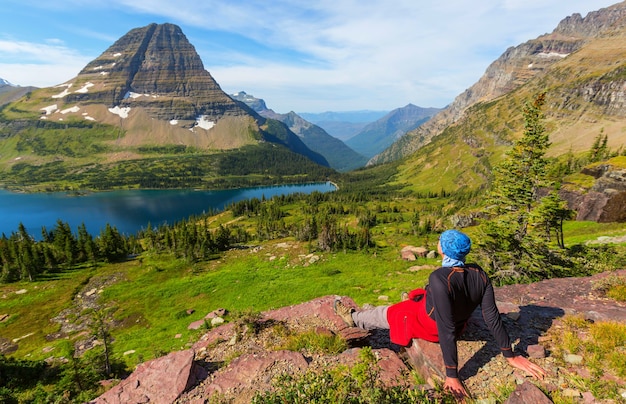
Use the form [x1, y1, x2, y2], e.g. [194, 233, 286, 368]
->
[476, 93, 572, 283]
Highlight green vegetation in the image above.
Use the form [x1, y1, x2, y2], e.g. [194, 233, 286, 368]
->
[547, 315, 626, 402]
[252, 347, 451, 404]
[0, 105, 337, 192]
[476, 94, 577, 283]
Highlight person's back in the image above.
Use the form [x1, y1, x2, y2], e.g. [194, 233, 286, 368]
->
[425, 265, 492, 335]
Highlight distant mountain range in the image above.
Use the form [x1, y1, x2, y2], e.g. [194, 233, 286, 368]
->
[231, 91, 368, 172]
[345, 104, 441, 159]
[298, 110, 389, 141]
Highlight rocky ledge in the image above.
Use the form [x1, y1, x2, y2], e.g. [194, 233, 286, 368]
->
[90, 269, 626, 403]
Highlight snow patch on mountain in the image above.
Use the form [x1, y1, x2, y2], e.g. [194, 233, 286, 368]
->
[75, 82, 94, 93]
[108, 106, 131, 119]
[41, 104, 58, 115]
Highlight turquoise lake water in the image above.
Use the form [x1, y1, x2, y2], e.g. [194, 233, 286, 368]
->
[0, 182, 336, 238]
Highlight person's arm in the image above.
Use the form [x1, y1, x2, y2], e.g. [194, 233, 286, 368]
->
[481, 280, 547, 379]
[480, 281, 514, 359]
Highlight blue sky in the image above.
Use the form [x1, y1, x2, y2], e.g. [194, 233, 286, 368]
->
[0, 0, 619, 113]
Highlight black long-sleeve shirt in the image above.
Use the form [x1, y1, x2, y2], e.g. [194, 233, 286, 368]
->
[425, 265, 514, 378]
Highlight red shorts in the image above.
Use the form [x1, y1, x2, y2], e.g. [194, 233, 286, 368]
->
[386, 289, 439, 346]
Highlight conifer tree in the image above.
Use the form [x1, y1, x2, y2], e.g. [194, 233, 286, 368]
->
[477, 93, 568, 282]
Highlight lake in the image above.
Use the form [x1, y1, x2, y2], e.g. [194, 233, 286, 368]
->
[0, 182, 336, 238]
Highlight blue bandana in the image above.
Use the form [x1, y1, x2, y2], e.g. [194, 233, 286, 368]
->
[439, 230, 471, 265]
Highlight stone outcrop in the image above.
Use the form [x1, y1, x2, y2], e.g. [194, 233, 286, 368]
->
[89, 350, 206, 403]
[562, 162, 626, 222]
[91, 270, 626, 403]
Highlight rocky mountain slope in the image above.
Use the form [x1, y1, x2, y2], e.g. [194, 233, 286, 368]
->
[371, 1, 626, 166]
[345, 104, 440, 159]
[0, 23, 331, 190]
[0, 79, 36, 107]
[232, 91, 368, 172]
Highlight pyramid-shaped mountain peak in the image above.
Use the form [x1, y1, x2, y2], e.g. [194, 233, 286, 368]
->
[68, 23, 246, 121]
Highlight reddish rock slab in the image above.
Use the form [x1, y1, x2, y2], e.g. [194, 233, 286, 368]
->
[197, 350, 309, 402]
[89, 349, 205, 404]
[262, 295, 357, 330]
[404, 338, 446, 386]
[527, 344, 546, 359]
[401, 250, 417, 261]
[504, 381, 553, 404]
[192, 322, 236, 351]
[495, 269, 626, 323]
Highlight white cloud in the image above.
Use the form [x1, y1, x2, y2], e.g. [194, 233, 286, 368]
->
[0, 38, 91, 87]
[0, 0, 619, 111]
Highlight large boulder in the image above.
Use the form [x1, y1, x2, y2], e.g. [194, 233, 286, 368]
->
[89, 349, 206, 403]
[562, 163, 626, 222]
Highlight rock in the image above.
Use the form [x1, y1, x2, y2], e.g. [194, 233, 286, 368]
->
[564, 353, 584, 365]
[0, 314, 9, 322]
[561, 388, 582, 398]
[211, 308, 228, 318]
[526, 344, 546, 359]
[210, 317, 224, 326]
[89, 350, 206, 403]
[401, 246, 428, 258]
[188, 320, 205, 330]
[503, 381, 552, 404]
[401, 250, 416, 261]
[15, 289, 27, 295]
[495, 269, 626, 323]
[404, 338, 446, 385]
[193, 323, 237, 352]
[196, 350, 309, 402]
[581, 391, 596, 403]
[377, 295, 389, 302]
[426, 250, 437, 259]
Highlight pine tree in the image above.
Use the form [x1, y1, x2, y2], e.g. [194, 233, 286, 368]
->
[477, 93, 568, 282]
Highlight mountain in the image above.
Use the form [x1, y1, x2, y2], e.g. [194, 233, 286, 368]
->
[381, 2, 626, 195]
[0, 79, 37, 107]
[299, 110, 389, 141]
[232, 91, 368, 172]
[345, 104, 440, 159]
[0, 23, 333, 191]
[370, 1, 626, 166]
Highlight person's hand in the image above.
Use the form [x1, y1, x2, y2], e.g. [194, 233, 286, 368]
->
[443, 377, 468, 402]
[506, 355, 547, 379]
